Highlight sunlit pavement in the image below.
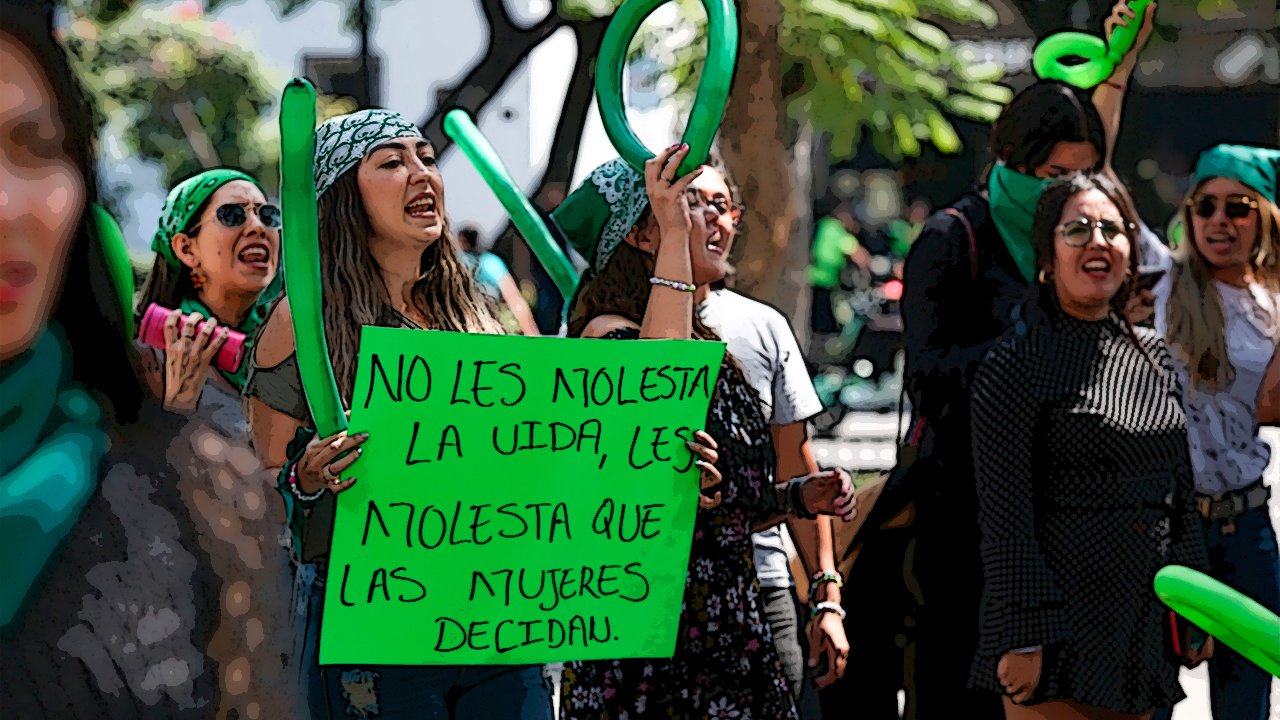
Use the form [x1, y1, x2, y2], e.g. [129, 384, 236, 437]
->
[811, 414, 1280, 720]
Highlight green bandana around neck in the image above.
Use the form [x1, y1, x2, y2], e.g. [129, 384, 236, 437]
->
[0, 325, 107, 629]
[153, 169, 261, 268]
[988, 163, 1050, 283]
[313, 109, 423, 197]
[179, 293, 271, 392]
[1192, 144, 1280, 205]
[550, 158, 649, 273]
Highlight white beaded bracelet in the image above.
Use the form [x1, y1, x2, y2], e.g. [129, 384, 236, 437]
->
[811, 601, 846, 620]
[649, 276, 696, 293]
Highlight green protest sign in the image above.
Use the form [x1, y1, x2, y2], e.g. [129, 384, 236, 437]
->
[319, 327, 726, 666]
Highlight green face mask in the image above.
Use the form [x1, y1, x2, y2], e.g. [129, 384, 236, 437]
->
[988, 163, 1052, 284]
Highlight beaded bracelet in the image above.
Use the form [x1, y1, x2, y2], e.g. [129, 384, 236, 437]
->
[288, 463, 326, 502]
[649, 276, 696, 293]
[810, 571, 843, 592]
[811, 601, 846, 620]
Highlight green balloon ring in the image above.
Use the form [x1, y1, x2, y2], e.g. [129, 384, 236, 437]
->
[596, 0, 738, 176]
[279, 77, 347, 437]
[1032, 0, 1154, 90]
[442, 109, 579, 298]
[1154, 565, 1280, 677]
[91, 204, 136, 339]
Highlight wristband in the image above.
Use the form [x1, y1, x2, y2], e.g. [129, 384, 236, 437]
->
[811, 601, 846, 620]
[649, 276, 696, 293]
[789, 477, 817, 519]
[288, 463, 326, 502]
[808, 571, 843, 603]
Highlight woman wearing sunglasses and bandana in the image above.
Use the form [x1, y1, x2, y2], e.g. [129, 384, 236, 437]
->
[1150, 143, 1280, 720]
[971, 172, 1212, 720]
[136, 168, 283, 417]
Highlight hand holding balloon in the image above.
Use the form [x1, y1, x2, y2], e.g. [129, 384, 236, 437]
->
[1154, 565, 1280, 678]
[596, 0, 737, 176]
[1032, 0, 1156, 90]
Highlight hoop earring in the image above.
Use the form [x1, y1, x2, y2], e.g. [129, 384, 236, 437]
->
[1037, 268, 1051, 285]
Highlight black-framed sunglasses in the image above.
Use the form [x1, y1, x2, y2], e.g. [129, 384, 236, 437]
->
[1187, 194, 1258, 221]
[684, 188, 744, 226]
[1055, 216, 1133, 247]
[188, 202, 282, 234]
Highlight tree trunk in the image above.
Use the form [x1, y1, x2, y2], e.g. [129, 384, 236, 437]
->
[717, 0, 806, 321]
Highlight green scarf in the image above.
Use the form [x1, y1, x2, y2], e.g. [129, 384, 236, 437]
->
[179, 293, 272, 392]
[988, 163, 1051, 283]
[153, 169, 261, 268]
[0, 326, 108, 630]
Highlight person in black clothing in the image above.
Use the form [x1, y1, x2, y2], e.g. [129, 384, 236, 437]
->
[887, 4, 1164, 707]
[970, 173, 1212, 719]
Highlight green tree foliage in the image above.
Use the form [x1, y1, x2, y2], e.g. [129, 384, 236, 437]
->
[59, 3, 282, 190]
[563, 0, 1014, 160]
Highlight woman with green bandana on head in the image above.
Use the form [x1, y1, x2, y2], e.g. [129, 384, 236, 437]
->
[878, 4, 1159, 717]
[1151, 143, 1280, 720]
[1, 2, 298, 716]
[243, 108, 554, 720]
[136, 167, 283, 422]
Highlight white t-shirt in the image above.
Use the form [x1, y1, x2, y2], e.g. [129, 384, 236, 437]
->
[700, 288, 825, 589]
[1154, 272, 1279, 495]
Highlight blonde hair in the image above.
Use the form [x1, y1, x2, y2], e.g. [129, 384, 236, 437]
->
[1164, 186, 1280, 390]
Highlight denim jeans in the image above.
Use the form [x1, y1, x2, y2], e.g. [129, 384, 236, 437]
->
[1154, 505, 1279, 720]
[293, 560, 553, 720]
[761, 585, 824, 719]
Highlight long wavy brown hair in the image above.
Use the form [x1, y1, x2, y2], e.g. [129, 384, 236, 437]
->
[1164, 188, 1280, 391]
[566, 208, 721, 342]
[318, 167, 502, 402]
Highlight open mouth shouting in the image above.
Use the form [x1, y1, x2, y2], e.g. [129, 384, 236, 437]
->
[236, 241, 273, 271]
[406, 192, 438, 222]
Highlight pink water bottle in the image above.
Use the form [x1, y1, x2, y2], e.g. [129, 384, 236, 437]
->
[139, 303, 247, 373]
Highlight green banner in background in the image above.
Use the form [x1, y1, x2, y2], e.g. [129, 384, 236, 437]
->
[319, 327, 725, 666]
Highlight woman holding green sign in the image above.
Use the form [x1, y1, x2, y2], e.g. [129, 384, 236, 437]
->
[244, 108, 563, 719]
[553, 147, 855, 718]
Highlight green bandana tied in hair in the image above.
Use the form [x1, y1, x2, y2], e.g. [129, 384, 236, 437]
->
[314, 109, 423, 197]
[152, 169, 261, 268]
[1192, 144, 1280, 205]
[988, 163, 1051, 283]
[551, 158, 650, 273]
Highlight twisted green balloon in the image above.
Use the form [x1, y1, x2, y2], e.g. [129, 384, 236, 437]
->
[91, 204, 135, 338]
[597, 0, 737, 176]
[1154, 565, 1280, 677]
[1032, 0, 1153, 90]
[279, 78, 347, 437]
[442, 109, 578, 298]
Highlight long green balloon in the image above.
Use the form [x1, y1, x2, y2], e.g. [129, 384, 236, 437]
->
[1032, 0, 1153, 90]
[442, 109, 579, 298]
[1154, 565, 1280, 677]
[596, 0, 737, 176]
[91, 204, 135, 338]
[279, 78, 347, 437]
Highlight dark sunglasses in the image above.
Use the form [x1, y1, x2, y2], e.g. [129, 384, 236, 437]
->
[1055, 217, 1133, 247]
[684, 188, 744, 226]
[1187, 194, 1259, 221]
[188, 202, 282, 234]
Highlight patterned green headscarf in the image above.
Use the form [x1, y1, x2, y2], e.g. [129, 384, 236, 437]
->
[314, 109, 423, 197]
[152, 169, 260, 268]
[551, 158, 649, 273]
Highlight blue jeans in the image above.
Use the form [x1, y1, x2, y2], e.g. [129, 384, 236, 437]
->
[293, 561, 552, 720]
[1155, 505, 1279, 720]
